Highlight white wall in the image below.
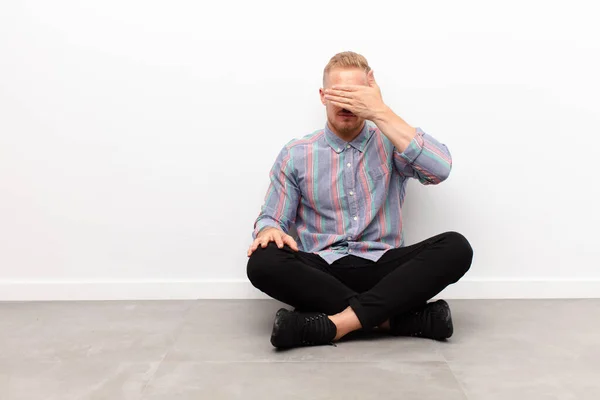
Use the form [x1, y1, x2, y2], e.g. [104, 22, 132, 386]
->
[1, 1, 599, 300]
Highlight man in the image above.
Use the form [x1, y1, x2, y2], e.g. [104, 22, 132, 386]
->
[246, 51, 473, 349]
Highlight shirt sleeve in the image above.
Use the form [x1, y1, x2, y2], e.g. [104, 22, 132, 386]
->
[392, 127, 453, 185]
[252, 146, 300, 239]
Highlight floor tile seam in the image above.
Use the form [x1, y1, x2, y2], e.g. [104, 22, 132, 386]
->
[138, 302, 196, 397]
[444, 360, 472, 400]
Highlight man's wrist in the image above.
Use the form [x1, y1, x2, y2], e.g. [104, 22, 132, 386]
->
[370, 105, 417, 153]
[257, 226, 280, 236]
[370, 104, 393, 124]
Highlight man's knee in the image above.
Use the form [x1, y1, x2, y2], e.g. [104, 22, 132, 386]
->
[443, 231, 474, 278]
[246, 242, 281, 287]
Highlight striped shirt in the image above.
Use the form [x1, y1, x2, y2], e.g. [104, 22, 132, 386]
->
[252, 122, 452, 264]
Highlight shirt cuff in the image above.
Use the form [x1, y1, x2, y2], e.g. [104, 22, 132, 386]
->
[394, 127, 425, 164]
[252, 218, 282, 240]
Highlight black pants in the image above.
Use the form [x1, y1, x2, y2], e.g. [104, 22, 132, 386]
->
[247, 231, 473, 329]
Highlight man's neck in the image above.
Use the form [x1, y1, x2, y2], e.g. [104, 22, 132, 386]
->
[327, 121, 365, 143]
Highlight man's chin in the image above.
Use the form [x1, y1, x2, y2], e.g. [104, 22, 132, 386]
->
[333, 121, 363, 135]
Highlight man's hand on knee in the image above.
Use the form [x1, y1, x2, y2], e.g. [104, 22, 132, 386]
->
[247, 227, 299, 257]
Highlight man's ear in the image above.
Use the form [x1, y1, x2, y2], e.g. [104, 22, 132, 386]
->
[367, 70, 378, 87]
[319, 88, 326, 105]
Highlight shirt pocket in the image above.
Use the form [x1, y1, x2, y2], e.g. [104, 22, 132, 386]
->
[367, 163, 391, 180]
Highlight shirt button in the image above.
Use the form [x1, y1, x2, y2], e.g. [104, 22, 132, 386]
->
[346, 144, 351, 149]
[337, 148, 341, 151]
[349, 191, 354, 196]
[347, 236, 352, 240]
[348, 249, 352, 253]
[347, 163, 351, 167]
[353, 216, 358, 221]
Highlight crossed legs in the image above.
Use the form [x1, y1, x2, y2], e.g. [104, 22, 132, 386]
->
[247, 231, 473, 341]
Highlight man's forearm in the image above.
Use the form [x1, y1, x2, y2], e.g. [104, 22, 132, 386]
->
[371, 106, 417, 153]
[374, 107, 453, 184]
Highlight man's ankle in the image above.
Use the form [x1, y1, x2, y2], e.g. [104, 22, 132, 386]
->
[328, 308, 362, 340]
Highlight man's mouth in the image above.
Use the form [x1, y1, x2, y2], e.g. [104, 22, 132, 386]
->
[339, 109, 356, 117]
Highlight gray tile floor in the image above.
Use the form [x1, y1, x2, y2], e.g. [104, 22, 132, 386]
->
[1, 299, 599, 400]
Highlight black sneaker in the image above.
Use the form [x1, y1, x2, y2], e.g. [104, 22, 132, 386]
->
[270, 308, 337, 349]
[389, 300, 453, 341]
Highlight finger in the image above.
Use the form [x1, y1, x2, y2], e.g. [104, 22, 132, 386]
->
[330, 84, 361, 91]
[324, 95, 352, 105]
[275, 235, 284, 248]
[260, 238, 269, 248]
[324, 89, 353, 98]
[284, 236, 299, 251]
[329, 100, 352, 110]
[248, 241, 259, 256]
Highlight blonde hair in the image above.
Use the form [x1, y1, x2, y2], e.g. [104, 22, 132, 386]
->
[323, 51, 371, 86]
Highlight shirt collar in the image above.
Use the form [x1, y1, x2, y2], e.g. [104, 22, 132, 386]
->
[324, 122, 373, 154]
